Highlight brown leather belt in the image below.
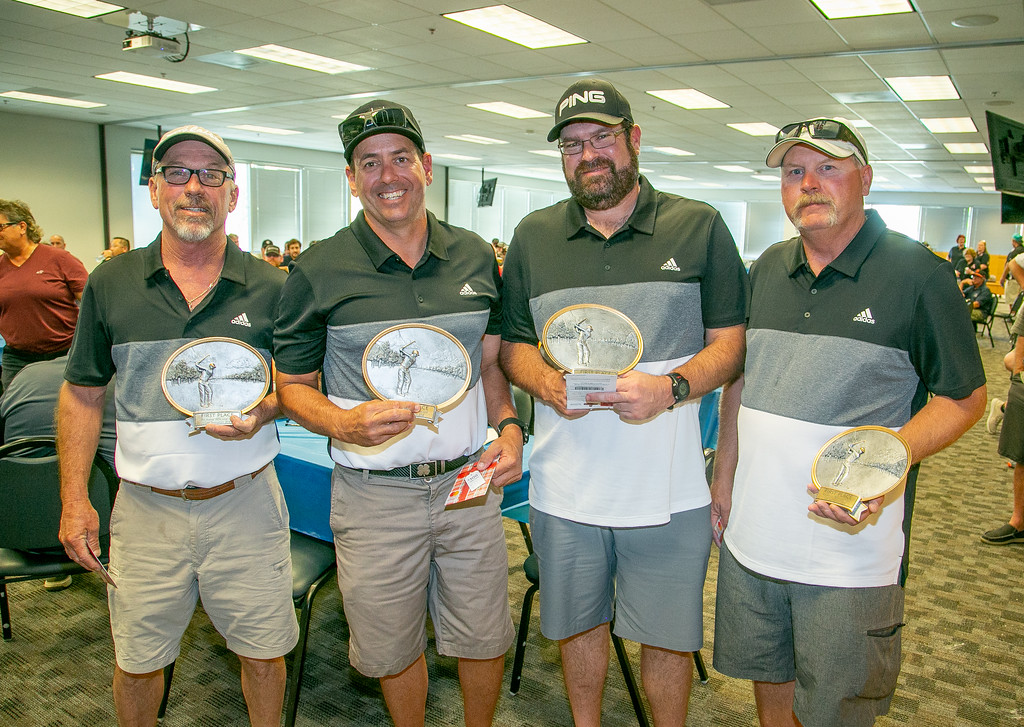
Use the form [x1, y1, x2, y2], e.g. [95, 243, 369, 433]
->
[129, 463, 270, 501]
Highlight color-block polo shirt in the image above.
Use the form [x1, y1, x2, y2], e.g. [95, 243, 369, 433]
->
[65, 238, 285, 488]
[274, 211, 501, 471]
[502, 176, 749, 527]
[725, 210, 985, 588]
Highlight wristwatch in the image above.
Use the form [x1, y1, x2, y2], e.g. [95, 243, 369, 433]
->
[666, 372, 690, 410]
[497, 417, 529, 444]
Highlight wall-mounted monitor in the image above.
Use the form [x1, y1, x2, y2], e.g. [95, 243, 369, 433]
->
[139, 138, 158, 185]
[1002, 192, 1024, 225]
[987, 110, 1024, 197]
[478, 178, 497, 207]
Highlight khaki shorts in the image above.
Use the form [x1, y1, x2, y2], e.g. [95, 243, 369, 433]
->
[108, 466, 298, 674]
[330, 464, 514, 678]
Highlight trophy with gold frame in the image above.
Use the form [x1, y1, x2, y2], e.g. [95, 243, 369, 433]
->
[362, 323, 471, 426]
[811, 426, 911, 520]
[161, 337, 270, 432]
[540, 304, 643, 409]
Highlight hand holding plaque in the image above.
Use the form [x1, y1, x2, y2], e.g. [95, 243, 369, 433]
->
[810, 426, 910, 522]
[162, 337, 270, 433]
[540, 304, 643, 410]
[362, 324, 471, 427]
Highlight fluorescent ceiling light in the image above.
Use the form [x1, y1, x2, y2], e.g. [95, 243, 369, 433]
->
[443, 5, 585, 48]
[728, 122, 779, 137]
[235, 45, 370, 74]
[228, 124, 301, 135]
[193, 106, 252, 116]
[964, 165, 993, 174]
[661, 175, 692, 181]
[715, 165, 755, 173]
[700, 182, 726, 188]
[921, 117, 977, 134]
[651, 146, 695, 157]
[12, 0, 122, 18]
[751, 174, 780, 181]
[884, 75, 959, 101]
[944, 142, 988, 154]
[872, 175, 890, 182]
[467, 102, 549, 119]
[431, 153, 482, 161]
[646, 89, 729, 109]
[848, 119, 873, 128]
[529, 149, 562, 158]
[981, 185, 996, 192]
[973, 177, 996, 184]
[0, 91, 105, 108]
[444, 134, 508, 145]
[899, 143, 929, 150]
[811, 0, 912, 19]
[95, 71, 216, 94]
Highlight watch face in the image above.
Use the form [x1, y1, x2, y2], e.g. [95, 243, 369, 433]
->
[671, 374, 688, 402]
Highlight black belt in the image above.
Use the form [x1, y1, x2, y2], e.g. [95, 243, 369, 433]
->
[363, 452, 475, 479]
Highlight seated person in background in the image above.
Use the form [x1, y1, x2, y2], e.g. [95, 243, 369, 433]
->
[262, 244, 287, 270]
[958, 247, 978, 289]
[101, 236, 131, 261]
[49, 234, 67, 249]
[964, 268, 994, 323]
[283, 239, 301, 270]
[975, 240, 990, 277]
[0, 355, 117, 591]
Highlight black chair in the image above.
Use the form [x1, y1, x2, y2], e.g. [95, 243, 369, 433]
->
[159, 529, 338, 727]
[975, 294, 1000, 347]
[505, 392, 709, 727]
[0, 436, 117, 641]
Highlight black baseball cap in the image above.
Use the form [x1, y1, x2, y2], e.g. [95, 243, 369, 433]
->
[547, 79, 634, 142]
[339, 100, 425, 163]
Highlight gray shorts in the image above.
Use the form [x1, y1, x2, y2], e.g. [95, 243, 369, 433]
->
[999, 374, 1024, 463]
[108, 466, 298, 674]
[530, 506, 710, 651]
[714, 544, 904, 727]
[331, 465, 514, 678]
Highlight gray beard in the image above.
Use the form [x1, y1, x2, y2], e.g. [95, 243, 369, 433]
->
[170, 217, 218, 243]
[565, 148, 639, 211]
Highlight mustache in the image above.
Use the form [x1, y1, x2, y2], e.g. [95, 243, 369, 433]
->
[574, 158, 614, 178]
[795, 193, 834, 212]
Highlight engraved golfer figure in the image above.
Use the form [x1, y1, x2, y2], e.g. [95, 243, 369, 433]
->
[195, 355, 216, 409]
[574, 320, 593, 367]
[832, 440, 866, 487]
[397, 342, 419, 396]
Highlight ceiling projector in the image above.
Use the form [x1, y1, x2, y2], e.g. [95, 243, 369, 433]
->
[122, 33, 181, 56]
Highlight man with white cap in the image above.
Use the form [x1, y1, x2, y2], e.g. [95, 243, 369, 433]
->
[58, 125, 296, 726]
[711, 117, 986, 726]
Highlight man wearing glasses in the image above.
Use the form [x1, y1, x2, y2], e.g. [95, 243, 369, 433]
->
[711, 117, 986, 726]
[58, 126, 296, 727]
[275, 101, 520, 727]
[500, 79, 748, 725]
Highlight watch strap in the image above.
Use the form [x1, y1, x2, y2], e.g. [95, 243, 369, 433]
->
[497, 417, 528, 444]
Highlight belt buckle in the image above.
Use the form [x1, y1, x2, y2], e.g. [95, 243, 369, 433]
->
[413, 462, 438, 478]
[181, 485, 199, 501]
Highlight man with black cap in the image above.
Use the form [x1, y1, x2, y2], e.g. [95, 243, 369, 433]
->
[711, 117, 986, 726]
[500, 79, 748, 725]
[275, 101, 520, 727]
[57, 125, 296, 726]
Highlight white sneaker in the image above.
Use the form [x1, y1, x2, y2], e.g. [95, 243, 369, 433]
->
[988, 397, 1005, 434]
[43, 575, 73, 591]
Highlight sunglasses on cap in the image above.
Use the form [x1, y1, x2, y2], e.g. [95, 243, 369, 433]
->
[339, 107, 415, 149]
[775, 118, 868, 164]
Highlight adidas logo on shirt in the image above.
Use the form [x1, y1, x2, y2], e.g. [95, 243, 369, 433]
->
[660, 258, 681, 271]
[230, 313, 251, 327]
[459, 283, 476, 296]
[852, 308, 875, 324]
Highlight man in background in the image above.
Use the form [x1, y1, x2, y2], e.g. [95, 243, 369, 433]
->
[1000, 233, 1023, 306]
[283, 239, 302, 270]
[964, 267, 994, 323]
[712, 116, 985, 726]
[48, 234, 67, 249]
[101, 236, 131, 261]
[500, 78, 748, 725]
[262, 244, 287, 270]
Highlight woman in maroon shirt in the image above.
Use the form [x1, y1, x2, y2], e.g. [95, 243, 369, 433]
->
[0, 199, 87, 391]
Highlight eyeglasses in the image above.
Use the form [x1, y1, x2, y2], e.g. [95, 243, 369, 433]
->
[774, 119, 868, 164]
[156, 166, 234, 187]
[557, 127, 628, 156]
[0, 221, 22, 231]
[339, 107, 416, 149]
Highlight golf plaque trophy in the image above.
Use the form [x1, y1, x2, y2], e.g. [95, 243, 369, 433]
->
[161, 337, 270, 432]
[540, 304, 643, 409]
[362, 323, 472, 426]
[811, 425, 911, 520]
